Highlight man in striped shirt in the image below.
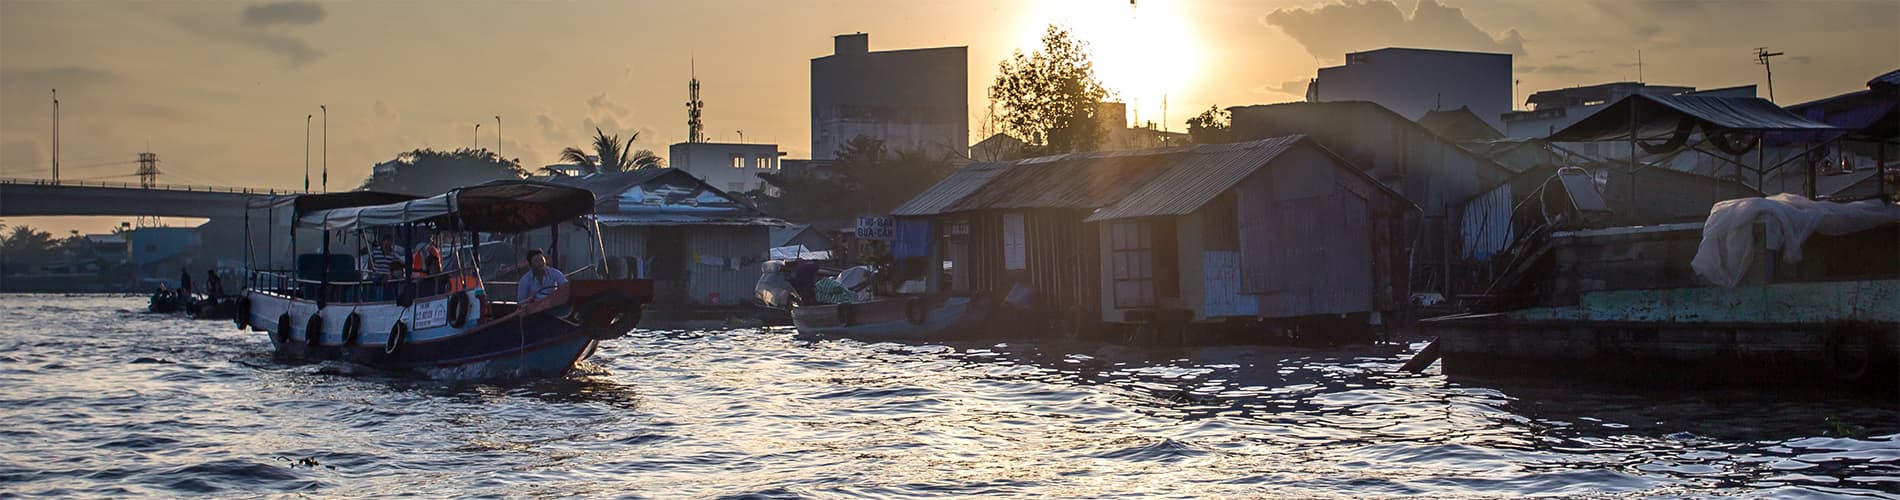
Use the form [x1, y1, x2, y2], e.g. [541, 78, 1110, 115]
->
[367, 235, 405, 280]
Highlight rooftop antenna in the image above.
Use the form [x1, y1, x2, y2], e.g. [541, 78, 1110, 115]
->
[1161, 94, 1168, 133]
[1754, 47, 1784, 103]
[687, 59, 705, 143]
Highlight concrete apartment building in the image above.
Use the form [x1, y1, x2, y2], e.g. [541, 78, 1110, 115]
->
[811, 33, 967, 160]
[1306, 47, 1512, 131]
[669, 142, 784, 193]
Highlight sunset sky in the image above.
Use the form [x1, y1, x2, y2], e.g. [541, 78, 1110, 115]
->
[2, 0, 1895, 233]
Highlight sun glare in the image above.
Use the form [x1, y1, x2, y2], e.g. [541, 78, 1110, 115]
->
[1017, 0, 1202, 127]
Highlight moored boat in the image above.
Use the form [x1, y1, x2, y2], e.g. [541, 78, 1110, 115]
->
[235, 181, 651, 380]
[789, 294, 991, 339]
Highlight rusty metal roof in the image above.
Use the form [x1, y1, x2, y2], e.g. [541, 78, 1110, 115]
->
[890, 161, 1009, 216]
[1084, 136, 1302, 222]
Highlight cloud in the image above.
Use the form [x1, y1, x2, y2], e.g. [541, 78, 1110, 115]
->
[1518, 64, 1594, 75]
[0, 66, 119, 90]
[1253, 79, 1310, 99]
[241, 1, 326, 27]
[1263, 0, 1526, 61]
[372, 100, 399, 123]
[119, 103, 192, 121]
[173, 6, 325, 67]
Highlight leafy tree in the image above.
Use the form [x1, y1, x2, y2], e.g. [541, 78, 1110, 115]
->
[359, 148, 528, 196]
[1186, 105, 1231, 145]
[0, 225, 57, 270]
[752, 135, 958, 223]
[556, 128, 661, 175]
[988, 24, 1112, 156]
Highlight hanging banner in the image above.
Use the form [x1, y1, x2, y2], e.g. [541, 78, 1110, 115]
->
[856, 216, 895, 240]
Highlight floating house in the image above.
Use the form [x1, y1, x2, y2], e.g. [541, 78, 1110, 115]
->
[540, 169, 782, 306]
[1228, 102, 1515, 296]
[892, 136, 1415, 338]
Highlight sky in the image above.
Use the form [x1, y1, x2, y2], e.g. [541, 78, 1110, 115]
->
[2, 0, 1895, 234]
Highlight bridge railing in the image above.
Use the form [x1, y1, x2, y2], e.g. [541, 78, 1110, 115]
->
[0, 178, 306, 195]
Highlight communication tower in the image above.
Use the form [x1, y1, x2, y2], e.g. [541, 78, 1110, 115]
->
[686, 61, 706, 143]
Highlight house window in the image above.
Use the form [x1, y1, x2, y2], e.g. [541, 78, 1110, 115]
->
[755, 156, 772, 169]
[1002, 212, 1026, 270]
[1111, 219, 1178, 309]
[730, 154, 744, 168]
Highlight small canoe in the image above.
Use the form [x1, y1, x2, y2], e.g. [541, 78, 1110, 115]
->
[790, 294, 989, 339]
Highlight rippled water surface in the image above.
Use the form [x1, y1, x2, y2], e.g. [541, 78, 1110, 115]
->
[2, 294, 1897, 498]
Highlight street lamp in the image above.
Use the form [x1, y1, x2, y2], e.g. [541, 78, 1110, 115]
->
[51, 89, 58, 183]
[495, 115, 502, 159]
[305, 114, 313, 192]
[320, 105, 328, 193]
[736, 130, 744, 143]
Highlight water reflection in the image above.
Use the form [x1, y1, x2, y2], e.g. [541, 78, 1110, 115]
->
[0, 295, 1895, 497]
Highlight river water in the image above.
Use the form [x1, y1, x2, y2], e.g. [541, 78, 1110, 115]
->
[1, 294, 1896, 498]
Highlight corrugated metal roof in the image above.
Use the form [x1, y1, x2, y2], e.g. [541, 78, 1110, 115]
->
[1083, 136, 1301, 222]
[1548, 94, 1840, 142]
[946, 151, 1175, 213]
[890, 162, 1009, 216]
[1871, 68, 1900, 88]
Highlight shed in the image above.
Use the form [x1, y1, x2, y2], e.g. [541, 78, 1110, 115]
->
[540, 169, 783, 306]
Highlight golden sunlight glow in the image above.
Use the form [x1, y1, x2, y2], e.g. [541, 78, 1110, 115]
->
[1016, 0, 1203, 128]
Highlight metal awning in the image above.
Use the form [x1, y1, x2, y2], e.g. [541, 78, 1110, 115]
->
[1548, 94, 1840, 142]
[298, 180, 595, 233]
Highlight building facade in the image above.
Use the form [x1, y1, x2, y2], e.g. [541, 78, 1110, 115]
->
[811, 33, 968, 160]
[668, 142, 784, 193]
[1307, 47, 1512, 131]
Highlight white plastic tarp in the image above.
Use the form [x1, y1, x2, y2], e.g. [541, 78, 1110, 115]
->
[769, 245, 832, 261]
[1691, 194, 1900, 287]
[299, 195, 453, 230]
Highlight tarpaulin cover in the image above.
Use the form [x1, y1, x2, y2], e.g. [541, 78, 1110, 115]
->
[892, 218, 932, 259]
[1691, 194, 1900, 287]
[298, 180, 595, 233]
[1548, 94, 1840, 142]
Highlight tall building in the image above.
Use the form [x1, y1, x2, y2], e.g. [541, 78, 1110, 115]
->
[669, 142, 783, 193]
[1306, 47, 1512, 131]
[810, 33, 967, 160]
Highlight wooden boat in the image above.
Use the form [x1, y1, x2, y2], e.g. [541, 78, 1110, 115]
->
[235, 181, 651, 380]
[790, 294, 991, 339]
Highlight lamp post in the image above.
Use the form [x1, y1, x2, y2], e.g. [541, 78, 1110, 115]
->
[320, 105, 328, 193]
[474, 123, 481, 150]
[494, 115, 502, 159]
[51, 89, 58, 183]
[736, 130, 744, 143]
[305, 114, 312, 192]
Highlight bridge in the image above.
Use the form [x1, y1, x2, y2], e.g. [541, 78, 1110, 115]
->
[0, 178, 304, 218]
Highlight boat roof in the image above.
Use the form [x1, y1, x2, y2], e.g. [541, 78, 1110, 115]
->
[297, 180, 595, 233]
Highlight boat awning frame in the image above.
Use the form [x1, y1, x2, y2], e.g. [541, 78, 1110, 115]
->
[296, 180, 596, 233]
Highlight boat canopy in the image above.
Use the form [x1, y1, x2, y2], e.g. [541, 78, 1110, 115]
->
[297, 180, 596, 233]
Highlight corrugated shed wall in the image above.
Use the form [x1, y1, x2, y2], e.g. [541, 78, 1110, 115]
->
[1023, 209, 1101, 319]
[1236, 158, 1379, 318]
[686, 226, 767, 305]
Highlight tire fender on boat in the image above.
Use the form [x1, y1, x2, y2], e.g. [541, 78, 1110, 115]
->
[1823, 323, 1879, 382]
[385, 321, 408, 356]
[904, 297, 928, 326]
[305, 313, 324, 348]
[448, 292, 472, 329]
[275, 313, 292, 345]
[341, 312, 363, 346]
[234, 298, 251, 330]
[837, 302, 857, 327]
[579, 294, 643, 340]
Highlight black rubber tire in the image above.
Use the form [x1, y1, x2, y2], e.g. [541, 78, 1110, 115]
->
[579, 295, 643, 340]
[904, 297, 928, 325]
[1824, 324, 1877, 382]
[448, 292, 471, 329]
[385, 321, 407, 356]
[305, 313, 324, 348]
[837, 302, 856, 327]
[234, 298, 251, 330]
[341, 313, 362, 346]
[276, 313, 292, 345]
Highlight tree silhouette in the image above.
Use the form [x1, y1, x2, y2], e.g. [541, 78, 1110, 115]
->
[358, 148, 528, 195]
[988, 24, 1111, 156]
[555, 128, 662, 175]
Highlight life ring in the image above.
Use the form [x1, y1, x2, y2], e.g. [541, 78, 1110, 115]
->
[385, 321, 408, 356]
[341, 313, 362, 346]
[448, 292, 471, 329]
[578, 294, 643, 340]
[275, 313, 292, 345]
[1823, 323, 1878, 382]
[234, 298, 251, 330]
[836, 302, 857, 327]
[305, 313, 324, 348]
[904, 297, 928, 325]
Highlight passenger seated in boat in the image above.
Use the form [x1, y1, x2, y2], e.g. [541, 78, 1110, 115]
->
[517, 248, 568, 303]
[368, 236, 404, 281]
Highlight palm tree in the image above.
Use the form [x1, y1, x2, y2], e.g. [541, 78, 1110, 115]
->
[558, 128, 660, 174]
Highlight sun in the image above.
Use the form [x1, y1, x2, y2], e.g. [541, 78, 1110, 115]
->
[1016, 0, 1202, 127]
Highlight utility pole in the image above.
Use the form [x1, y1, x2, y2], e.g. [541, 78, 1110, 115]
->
[1755, 47, 1784, 103]
[51, 89, 58, 183]
[305, 114, 313, 192]
[320, 105, 328, 193]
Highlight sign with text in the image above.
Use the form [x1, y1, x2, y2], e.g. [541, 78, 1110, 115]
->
[413, 299, 449, 330]
[856, 216, 895, 240]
